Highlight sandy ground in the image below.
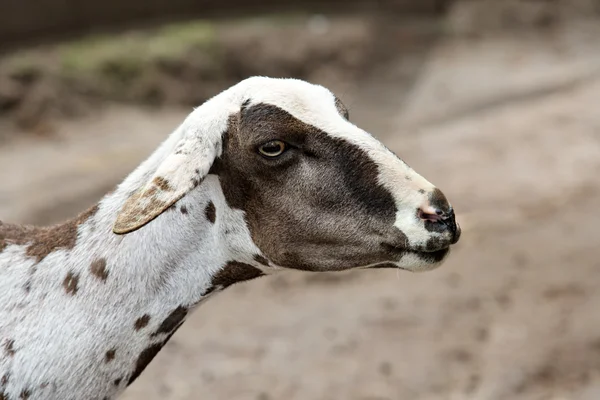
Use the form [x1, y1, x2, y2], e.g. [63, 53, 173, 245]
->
[2, 20, 600, 400]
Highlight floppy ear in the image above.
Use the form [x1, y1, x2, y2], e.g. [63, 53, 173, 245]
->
[112, 132, 221, 234]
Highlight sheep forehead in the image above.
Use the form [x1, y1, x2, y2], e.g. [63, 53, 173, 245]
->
[238, 78, 428, 190]
[239, 77, 378, 149]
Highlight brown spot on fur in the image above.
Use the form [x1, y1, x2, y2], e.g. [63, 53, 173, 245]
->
[19, 389, 30, 399]
[134, 315, 151, 331]
[0, 205, 98, 262]
[205, 201, 216, 223]
[210, 261, 264, 290]
[127, 343, 164, 385]
[4, 340, 15, 356]
[113, 378, 122, 386]
[254, 254, 269, 266]
[0, 393, 5, 400]
[152, 177, 173, 192]
[1, 373, 9, 386]
[39, 383, 48, 389]
[180, 205, 188, 214]
[90, 258, 108, 281]
[105, 349, 116, 363]
[63, 272, 79, 295]
[151, 306, 188, 337]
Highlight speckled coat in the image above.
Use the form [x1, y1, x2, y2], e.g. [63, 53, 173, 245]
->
[0, 77, 460, 400]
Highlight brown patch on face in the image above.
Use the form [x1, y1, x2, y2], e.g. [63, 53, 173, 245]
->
[0, 205, 98, 262]
[19, 389, 30, 399]
[205, 201, 216, 223]
[134, 315, 151, 331]
[151, 306, 188, 337]
[211, 103, 398, 271]
[90, 258, 108, 282]
[180, 205, 188, 214]
[4, 340, 15, 356]
[254, 254, 269, 266]
[104, 349, 116, 363]
[127, 343, 164, 385]
[1, 373, 9, 386]
[62, 272, 79, 295]
[152, 177, 173, 192]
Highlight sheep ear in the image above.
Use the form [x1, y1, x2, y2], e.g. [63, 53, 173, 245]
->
[112, 136, 219, 234]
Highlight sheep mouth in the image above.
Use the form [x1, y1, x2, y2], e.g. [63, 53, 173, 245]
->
[382, 243, 451, 264]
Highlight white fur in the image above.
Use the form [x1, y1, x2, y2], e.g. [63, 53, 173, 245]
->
[0, 77, 449, 399]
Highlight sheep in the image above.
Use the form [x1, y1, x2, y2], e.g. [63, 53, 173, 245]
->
[0, 76, 461, 400]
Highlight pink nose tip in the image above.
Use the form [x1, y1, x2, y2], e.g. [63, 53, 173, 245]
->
[418, 205, 445, 222]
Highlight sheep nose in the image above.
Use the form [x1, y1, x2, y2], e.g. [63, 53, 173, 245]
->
[418, 205, 461, 244]
[418, 205, 447, 222]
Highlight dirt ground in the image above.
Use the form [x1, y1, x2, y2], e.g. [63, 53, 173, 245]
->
[2, 15, 600, 400]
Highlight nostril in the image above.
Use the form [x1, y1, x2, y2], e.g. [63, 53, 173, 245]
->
[418, 207, 444, 222]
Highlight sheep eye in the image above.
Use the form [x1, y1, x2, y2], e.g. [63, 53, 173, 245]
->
[258, 140, 287, 158]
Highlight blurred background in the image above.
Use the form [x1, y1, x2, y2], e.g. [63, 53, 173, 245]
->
[2, 0, 600, 399]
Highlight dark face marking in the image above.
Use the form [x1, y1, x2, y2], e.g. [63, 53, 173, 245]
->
[62, 272, 79, 295]
[0, 205, 98, 262]
[134, 315, 151, 331]
[19, 389, 30, 399]
[211, 103, 403, 271]
[127, 343, 163, 385]
[1, 373, 8, 386]
[105, 349, 116, 363]
[113, 378, 123, 386]
[90, 258, 108, 281]
[205, 201, 216, 223]
[151, 306, 188, 337]
[179, 205, 188, 214]
[4, 340, 15, 357]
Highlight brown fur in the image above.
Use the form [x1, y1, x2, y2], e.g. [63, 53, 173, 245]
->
[62, 272, 79, 295]
[203, 261, 264, 295]
[127, 343, 163, 385]
[253, 254, 269, 266]
[4, 340, 15, 357]
[151, 306, 188, 337]
[210, 103, 403, 271]
[0, 205, 98, 262]
[134, 315, 151, 331]
[152, 177, 173, 192]
[90, 258, 109, 281]
[205, 202, 216, 223]
[105, 349, 116, 363]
